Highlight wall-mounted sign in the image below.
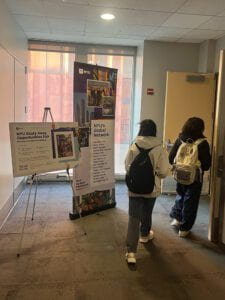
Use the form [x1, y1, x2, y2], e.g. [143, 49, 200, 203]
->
[147, 88, 154, 95]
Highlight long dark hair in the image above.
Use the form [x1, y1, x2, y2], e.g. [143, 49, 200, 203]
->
[180, 117, 205, 140]
[138, 119, 157, 137]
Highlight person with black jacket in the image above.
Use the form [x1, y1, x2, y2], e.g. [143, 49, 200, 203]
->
[169, 117, 211, 237]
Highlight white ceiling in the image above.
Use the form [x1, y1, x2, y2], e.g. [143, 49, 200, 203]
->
[5, 0, 225, 46]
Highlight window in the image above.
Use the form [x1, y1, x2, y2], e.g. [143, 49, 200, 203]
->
[28, 50, 75, 122]
[27, 42, 135, 176]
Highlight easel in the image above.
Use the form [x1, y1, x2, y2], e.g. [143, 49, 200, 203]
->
[17, 107, 84, 257]
[31, 107, 54, 222]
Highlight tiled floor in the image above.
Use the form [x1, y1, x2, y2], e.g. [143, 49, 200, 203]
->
[0, 181, 225, 300]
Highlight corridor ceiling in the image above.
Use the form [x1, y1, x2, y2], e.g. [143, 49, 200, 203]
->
[5, 0, 225, 46]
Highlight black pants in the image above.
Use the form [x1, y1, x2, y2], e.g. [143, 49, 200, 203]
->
[170, 181, 202, 231]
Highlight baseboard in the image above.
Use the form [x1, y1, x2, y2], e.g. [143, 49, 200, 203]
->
[0, 179, 25, 230]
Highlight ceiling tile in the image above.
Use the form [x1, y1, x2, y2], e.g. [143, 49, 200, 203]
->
[43, 2, 172, 25]
[88, 0, 186, 12]
[149, 36, 178, 42]
[177, 0, 225, 16]
[118, 25, 157, 36]
[5, 0, 44, 16]
[25, 31, 85, 42]
[87, 0, 136, 9]
[115, 10, 172, 26]
[163, 13, 212, 28]
[14, 15, 50, 33]
[178, 38, 203, 43]
[84, 32, 117, 38]
[218, 9, 225, 17]
[6, 0, 225, 45]
[25, 31, 53, 39]
[128, 0, 186, 12]
[115, 34, 147, 40]
[182, 29, 225, 39]
[43, 0, 89, 4]
[85, 21, 120, 34]
[48, 18, 85, 34]
[151, 27, 191, 38]
[198, 16, 225, 30]
[27, 30, 142, 46]
[43, 2, 92, 20]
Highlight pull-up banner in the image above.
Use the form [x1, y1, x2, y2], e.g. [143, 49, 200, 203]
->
[73, 62, 117, 216]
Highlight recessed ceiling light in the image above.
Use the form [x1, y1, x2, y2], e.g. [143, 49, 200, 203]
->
[101, 13, 115, 20]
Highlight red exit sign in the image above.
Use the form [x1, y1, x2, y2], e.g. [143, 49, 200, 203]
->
[147, 88, 154, 95]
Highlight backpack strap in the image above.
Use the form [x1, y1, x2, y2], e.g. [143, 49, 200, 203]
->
[194, 138, 206, 146]
[135, 143, 153, 153]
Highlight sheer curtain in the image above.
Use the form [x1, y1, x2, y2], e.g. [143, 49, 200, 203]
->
[27, 50, 75, 122]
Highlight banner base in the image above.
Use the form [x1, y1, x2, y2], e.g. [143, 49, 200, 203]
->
[69, 202, 116, 220]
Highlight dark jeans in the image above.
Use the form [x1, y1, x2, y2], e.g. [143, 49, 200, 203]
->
[170, 181, 202, 231]
[126, 196, 156, 253]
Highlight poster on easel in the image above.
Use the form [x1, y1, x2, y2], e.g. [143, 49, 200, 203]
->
[9, 122, 80, 177]
[73, 62, 117, 216]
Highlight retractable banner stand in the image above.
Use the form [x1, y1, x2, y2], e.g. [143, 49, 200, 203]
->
[72, 62, 117, 218]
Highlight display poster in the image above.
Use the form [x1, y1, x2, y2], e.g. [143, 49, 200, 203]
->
[9, 122, 80, 177]
[73, 62, 117, 215]
[91, 119, 114, 187]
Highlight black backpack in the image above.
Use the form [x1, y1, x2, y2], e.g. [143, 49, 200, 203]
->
[125, 143, 155, 194]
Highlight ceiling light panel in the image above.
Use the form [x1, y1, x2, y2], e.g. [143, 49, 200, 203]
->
[101, 13, 115, 20]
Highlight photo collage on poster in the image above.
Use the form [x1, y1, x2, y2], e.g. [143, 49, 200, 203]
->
[51, 127, 77, 160]
[80, 189, 115, 212]
[87, 80, 115, 117]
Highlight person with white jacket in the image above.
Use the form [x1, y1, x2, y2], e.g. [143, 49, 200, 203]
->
[125, 119, 170, 264]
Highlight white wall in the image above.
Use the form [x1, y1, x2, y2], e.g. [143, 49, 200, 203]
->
[0, 1, 27, 64]
[0, 0, 27, 225]
[198, 40, 216, 73]
[140, 41, 200, 138]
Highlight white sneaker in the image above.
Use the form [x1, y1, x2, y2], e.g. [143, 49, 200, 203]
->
[139, 230, 154, 243]
[125, 252, 136, 264]
[171, 219, 181, 227]
[178, 230, 190, 238]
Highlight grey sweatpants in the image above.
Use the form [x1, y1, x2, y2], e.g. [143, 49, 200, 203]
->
[126, 196, 156, 253]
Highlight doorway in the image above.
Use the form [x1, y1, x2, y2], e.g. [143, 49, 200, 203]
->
[163, 71, 216, 241]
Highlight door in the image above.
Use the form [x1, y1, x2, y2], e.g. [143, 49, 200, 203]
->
[163, 71, 216, 194]
[0, 46, 14, 214]
[13, 59, 27, 196]
[210, 50, 225, 244]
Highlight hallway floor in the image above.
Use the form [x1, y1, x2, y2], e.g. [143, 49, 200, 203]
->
[0, 182, 225, 300]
